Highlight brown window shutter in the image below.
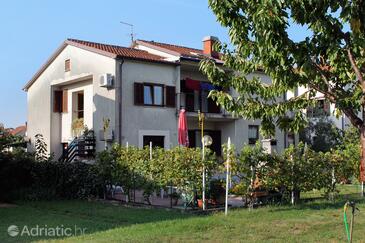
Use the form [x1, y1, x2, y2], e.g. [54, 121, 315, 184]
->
[165, 86, 176, 107]
[62, 89, 68, 113]
[53, 90, 62, 112]
[134, 82, 144, 105]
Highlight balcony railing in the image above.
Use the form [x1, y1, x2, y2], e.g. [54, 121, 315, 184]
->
[179, 92, 221, 114]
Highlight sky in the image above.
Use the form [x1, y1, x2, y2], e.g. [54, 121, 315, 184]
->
[0, 0, 310, 128]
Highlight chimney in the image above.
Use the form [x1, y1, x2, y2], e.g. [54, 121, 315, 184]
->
[202, 36, 219, 58]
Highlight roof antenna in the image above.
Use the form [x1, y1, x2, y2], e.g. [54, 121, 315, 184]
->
[120, 21, 135, 43]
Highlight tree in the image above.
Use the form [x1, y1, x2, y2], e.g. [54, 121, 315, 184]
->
[299, 116, 342, 152]
[201, 1, 365, 181]
[336, 126, 361, 180]
[229, 143, 273, 206]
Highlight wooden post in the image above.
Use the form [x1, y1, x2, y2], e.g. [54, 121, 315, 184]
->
[150, 141, 152, 160]
[199, 110, 206, 211]
[225, 137, 231, 216]
[202, 145, 206, 211]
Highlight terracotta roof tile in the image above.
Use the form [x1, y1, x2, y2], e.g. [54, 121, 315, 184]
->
[67, 39, 174, 64]
[137, 40, 203, 57]
[9, 126, 26, 136]
[136, 39, 223, 61]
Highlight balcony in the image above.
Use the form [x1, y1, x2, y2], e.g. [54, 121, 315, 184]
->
[179, 79, 237, 120]
[307, 100, 331, 118]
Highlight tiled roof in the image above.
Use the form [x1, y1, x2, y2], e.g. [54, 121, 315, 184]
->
[24, 38, 178, 90]
[67, 39, 173, 63]
[136, 39, 222, 62]
[9, 126, 26, 136]
[136, 40, 203, 58]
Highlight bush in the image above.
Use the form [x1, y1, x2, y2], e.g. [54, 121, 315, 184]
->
[228, 141, 358, 204]
[0, 151, 33, 201]
[0, 151, 101, 201]
[102, 145, 219, 200]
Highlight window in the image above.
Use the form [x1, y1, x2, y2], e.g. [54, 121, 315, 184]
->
[142, 84, 163, 106]
[307, 99, 330, 117]
[153, 86, 163, 105]
[287, 132, 295, 146]
[65, 59, 71, 72]
[187, 130, 222, 156]
[143, 136, 164, 148]
[135, 82, 175, 107]
[77, 92, 84, 118]
[180, 80, 221, 113]
[144, 85, 153, 105]
[72, 91, 84, 119]
[248, 125, 259, 144]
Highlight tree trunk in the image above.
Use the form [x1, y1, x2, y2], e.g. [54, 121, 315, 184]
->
[291, 189, 300, 205]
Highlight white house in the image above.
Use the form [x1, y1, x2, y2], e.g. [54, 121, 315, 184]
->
[24, 36, 291, 161]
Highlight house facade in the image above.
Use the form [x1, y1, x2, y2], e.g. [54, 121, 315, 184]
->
[24, 36, 290, 160]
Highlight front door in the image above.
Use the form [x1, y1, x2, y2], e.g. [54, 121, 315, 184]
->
[188, 130, 222, 156]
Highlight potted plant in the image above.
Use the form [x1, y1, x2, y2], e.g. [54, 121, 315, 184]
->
[71, 118, 84, 138]
[197, 198, 205, 209]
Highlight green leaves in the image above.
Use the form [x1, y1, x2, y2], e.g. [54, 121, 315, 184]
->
[203, 0, 365, 136]
[97, 145, 219, 195]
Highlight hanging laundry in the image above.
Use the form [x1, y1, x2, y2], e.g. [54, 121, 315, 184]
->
[200, 82, 215, 91]
[214, 85, 223, 91]
[185, 78, 201, 91]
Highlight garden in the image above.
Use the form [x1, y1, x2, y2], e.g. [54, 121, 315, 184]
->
[1, 119, 364, 241]
[1, 123, 360, 210]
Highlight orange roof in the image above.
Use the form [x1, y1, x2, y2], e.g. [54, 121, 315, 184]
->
[135, 39, 224, 62]
[67, 39, 173, 63]
[136, 40, 204, 58]
[9, 125, 26, 136]
[24, 39, 178, 91]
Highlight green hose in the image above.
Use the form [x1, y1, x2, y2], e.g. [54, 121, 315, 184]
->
[344, 202, 350, 242]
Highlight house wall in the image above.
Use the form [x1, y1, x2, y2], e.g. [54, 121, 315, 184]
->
[119, 60, 179, 148]
[181, 67, 286, 153]
[27, 44, 115, 158]
[295, 86, 351, 130]
[60, 80, 93, 143]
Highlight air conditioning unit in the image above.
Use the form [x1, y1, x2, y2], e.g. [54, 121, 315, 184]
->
[99, 73, 113, 88]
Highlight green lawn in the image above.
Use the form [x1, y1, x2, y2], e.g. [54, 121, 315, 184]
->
[1, 186, 365, 242]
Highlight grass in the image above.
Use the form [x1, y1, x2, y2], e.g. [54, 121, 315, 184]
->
[1, 185, 364, 242]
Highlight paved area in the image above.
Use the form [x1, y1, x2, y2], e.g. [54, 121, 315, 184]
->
[112, 191, 244, 208]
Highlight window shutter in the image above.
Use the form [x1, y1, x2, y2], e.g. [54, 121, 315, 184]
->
[53, 90, 62, 113]
[165, 86, 176, 107]
[134, 82, 144, 105]
[324, 101, 330, 113]
[62, 89, 68, 113]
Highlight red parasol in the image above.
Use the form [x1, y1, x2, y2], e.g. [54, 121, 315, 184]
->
[178, 109, 189, 147]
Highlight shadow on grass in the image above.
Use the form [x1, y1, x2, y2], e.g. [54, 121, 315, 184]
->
[0, 200, 197, 243]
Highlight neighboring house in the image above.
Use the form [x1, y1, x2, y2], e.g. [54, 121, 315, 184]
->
[288, 86, 351, 131]
[1, 125, 27, 152]
[9, 125, 27, 137]
[24, 36, 289, 161]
